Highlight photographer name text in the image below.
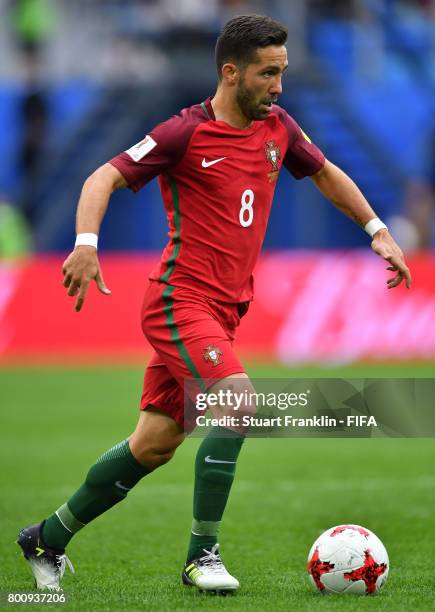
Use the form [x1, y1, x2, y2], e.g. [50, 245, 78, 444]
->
[196, 415, 378, 428]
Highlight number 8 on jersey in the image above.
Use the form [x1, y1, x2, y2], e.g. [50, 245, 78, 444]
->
[239, 189, 254, 228]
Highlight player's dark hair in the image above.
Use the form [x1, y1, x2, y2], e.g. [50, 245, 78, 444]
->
[215, 14, 288, 79]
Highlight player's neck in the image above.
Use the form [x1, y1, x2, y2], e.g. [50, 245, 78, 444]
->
[211, 90, 252, 130]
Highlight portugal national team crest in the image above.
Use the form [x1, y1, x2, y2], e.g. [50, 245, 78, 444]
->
[265, 140, 281, 182]
[202, 345, 223, 367]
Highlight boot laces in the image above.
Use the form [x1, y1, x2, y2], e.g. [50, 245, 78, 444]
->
[56, 554, 75, 577]
[198, 545, 225, 574]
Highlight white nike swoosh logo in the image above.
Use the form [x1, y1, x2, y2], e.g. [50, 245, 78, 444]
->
[205, 455, 236, 464]
[201, 157, 227, 168]
[115, 480, 132, 491]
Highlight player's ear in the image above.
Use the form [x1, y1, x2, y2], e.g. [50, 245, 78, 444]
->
[221, 63, 239, 85]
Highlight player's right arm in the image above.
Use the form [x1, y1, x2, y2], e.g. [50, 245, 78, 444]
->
[64, 107, 203, 311]
[62, 163, 127, 312]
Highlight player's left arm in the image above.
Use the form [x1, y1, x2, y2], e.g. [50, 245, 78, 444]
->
[311, 159, 412, 289]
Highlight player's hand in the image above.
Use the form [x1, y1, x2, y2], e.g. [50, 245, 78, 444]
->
[370, 229, 412, 289]
[62, 246, 111, 312]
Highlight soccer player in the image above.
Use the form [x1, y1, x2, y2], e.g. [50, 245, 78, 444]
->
[17, 14, 411, 593]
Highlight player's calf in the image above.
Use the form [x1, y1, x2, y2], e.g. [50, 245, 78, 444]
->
[186, 374, 251, 575]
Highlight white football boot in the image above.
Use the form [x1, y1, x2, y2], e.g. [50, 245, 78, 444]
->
[182, 543, 239, 593]
[17, 522, 74, 591]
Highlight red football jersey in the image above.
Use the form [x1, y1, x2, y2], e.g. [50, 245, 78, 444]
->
[110, 97, 325, 303]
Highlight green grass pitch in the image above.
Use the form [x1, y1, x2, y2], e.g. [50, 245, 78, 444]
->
[1, 363, 435, 611]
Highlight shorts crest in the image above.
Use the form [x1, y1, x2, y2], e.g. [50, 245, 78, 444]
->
[202, 345, 223, 366]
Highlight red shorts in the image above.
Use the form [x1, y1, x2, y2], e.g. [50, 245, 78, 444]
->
[140, 281, 248, 432]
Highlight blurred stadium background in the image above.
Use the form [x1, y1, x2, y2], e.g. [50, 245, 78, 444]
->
[1, 2, 435, 607]
[0, 0, 434, 365]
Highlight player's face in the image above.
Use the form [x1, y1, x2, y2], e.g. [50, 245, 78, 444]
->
[236, 45, 288, 121]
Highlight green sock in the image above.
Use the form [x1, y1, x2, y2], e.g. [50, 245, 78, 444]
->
[42, 439, 149, 550]
[187, 426, 244, 561]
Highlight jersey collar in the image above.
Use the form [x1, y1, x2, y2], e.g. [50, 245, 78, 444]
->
[202, 96, 261, 135]
[201, 97, 216, 120]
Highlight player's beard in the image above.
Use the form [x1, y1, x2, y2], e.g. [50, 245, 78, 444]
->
[236, 77, 276, 121]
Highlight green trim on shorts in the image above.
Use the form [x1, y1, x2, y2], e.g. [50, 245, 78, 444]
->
[162, 284, 205, 390]
[158, 175, 205, 391]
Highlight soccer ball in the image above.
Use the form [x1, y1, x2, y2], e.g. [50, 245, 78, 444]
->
[307, 524, 389, 594]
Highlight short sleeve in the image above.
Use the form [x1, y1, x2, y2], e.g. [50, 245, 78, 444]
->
[275, 108, 325, 179]
[109, 112, 196, 192]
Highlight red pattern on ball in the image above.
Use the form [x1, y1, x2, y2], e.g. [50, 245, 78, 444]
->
[307, 547, 335, 591]
[344, 550, 388, 593]
[330, 525, 370, 538]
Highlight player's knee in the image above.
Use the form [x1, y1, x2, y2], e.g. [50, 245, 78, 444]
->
[209, 375, 257, 421]
[135, 445, 177, 471]
[129, 408, 185, 470]
[151, 446, 177, 468]
[235, 396, 257, 421]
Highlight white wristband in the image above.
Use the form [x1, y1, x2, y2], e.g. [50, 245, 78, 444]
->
[364, 218, 387, 238]
[75, 233, 98, 249]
